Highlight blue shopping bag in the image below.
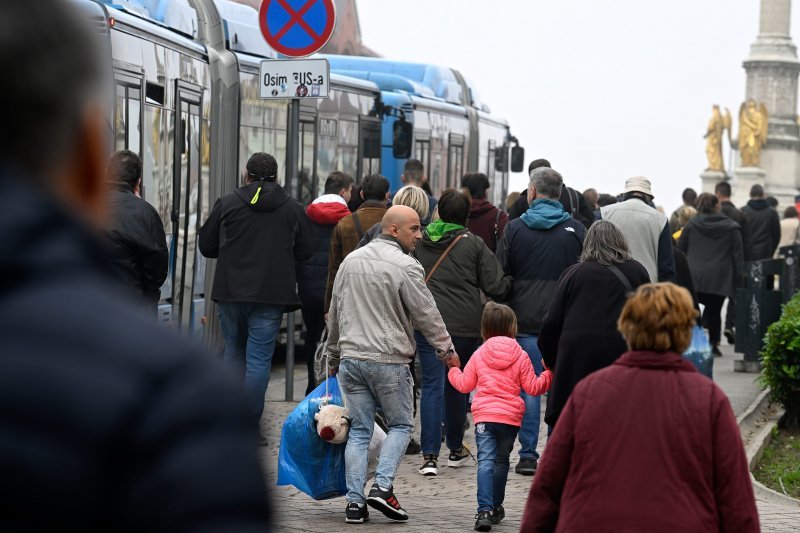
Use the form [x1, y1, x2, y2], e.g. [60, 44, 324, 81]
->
[683, 325, 713, 379]
[276, 376, 347, 500]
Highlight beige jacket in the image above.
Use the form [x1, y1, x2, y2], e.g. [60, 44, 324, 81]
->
[325, 235, 452, 366]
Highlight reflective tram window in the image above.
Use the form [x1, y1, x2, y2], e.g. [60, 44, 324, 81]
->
[114, 82, 142, 155]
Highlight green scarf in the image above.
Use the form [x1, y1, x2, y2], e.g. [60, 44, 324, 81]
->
[426, 219, 465, 242]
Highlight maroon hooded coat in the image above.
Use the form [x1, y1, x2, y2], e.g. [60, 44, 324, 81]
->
[521, 351, 758, 533]
[467, 198, 508, 253]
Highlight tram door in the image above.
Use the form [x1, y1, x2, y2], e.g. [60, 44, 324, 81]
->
[297, 116, 317, 204]
[171, 83, 203, 332]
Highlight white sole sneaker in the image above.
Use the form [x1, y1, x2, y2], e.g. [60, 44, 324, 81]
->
[447, 456, 469, 468]
[418, 462, 438, 476]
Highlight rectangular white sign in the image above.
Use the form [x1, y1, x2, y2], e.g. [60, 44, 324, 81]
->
[259, 58, 330, 99]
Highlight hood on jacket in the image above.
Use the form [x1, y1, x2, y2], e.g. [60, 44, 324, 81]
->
[420, 227, 468, 249]
[746, 198, 771, 211]
[234, 181, 290, 212]
[520, 198, 571, 230]
[688, 213, 740, 239]
[481, 336, 525, 371]
[306, 194, 350, 225]
[469, 198, 495, 218]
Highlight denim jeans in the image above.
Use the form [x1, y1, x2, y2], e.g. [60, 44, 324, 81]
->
[475, 421, 519, 512]
[517, 334, 544, 459]
[339, 358, 414, 504]
[218, 302, 283, 423]
[417, 331, 480, 456]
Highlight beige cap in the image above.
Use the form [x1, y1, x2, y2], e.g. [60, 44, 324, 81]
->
[623, 176, 653, 197]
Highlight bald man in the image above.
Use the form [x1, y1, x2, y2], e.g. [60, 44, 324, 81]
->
[324, 205, 455, 524]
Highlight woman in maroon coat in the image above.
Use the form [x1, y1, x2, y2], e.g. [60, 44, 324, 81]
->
[520, 283, 758, 532]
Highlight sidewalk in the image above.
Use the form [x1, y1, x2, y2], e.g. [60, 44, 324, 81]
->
[261, 343, 800, 531]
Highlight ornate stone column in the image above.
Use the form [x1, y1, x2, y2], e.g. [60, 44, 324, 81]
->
[735, 0, 800, 207]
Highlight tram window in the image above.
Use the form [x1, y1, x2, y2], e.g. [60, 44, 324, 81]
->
[487, 140, 497, 182]
[128, 89, 141, 155]
[146, 82, 165, 106]
[414, 140, 430, 171]
[115, 83, 142, 154]
[115, 85, 126, 152]
[447, 140, 464, 189]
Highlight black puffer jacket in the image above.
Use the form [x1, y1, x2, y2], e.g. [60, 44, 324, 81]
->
[497, 215, 585, 334]
[677, 213, 744, 298]
[742, 198, 780, 260]
[0, 173, 269, 531]
[415, 229, 511, 337]
[103, 186, 168, 307]
[721, 201, 752, 261]
[199, 181, 313, 309]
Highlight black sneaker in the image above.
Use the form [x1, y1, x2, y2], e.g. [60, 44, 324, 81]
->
[345, 502, 369, 524]
[515, 457, 538, 475]
[448, 444, 474, 467]
[366, 484, 408, 521]
[724, 327, 735, 345]
[712, 344, 722, 357]
[405, 437, 421, 455]
[474, 510, 493, 531]
[419, 455, 438, 476]
[490, 505, 505, 525]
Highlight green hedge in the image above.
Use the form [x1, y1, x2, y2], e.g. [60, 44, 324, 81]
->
[760, 292, 800, 429]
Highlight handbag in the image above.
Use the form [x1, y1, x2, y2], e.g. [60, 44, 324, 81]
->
[683, 325, 713, 378]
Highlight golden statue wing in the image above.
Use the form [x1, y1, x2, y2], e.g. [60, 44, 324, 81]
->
[759, 103, 769, 145]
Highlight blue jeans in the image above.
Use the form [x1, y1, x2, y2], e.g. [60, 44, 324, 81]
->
[339, 358, 414, 504]
[475, 421, 519, 512]
[417, 332, 480, 456]
[218, 302, 283, 423]
[517, 334, 544, 459]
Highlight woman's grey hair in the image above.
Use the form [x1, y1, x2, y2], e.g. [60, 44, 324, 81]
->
[392, 185, 430, 221]
[580, 220, 633, 265]
[529, 167, 563, 200]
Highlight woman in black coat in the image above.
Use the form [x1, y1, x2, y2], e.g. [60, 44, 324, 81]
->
[677, 193, 744, 355]
[537, 220, 650, 428]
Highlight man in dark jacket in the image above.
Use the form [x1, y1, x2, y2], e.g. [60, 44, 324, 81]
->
[0, 1, 269, 529]
[297, 171, 352, 394]
[401, 158, 437, 224]
[324, 174, 390, 311]
[103, 150, 168, 314]
[199, 152, 313, 424]
[508, 159, 594, 228]
[742, 183, 780, 260]
[462, 172, 508, 253]
[497, 167, 585, 475]
[715, 180, 750, 342]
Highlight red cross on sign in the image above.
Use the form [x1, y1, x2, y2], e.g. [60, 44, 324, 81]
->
[259, 0, 337, 58]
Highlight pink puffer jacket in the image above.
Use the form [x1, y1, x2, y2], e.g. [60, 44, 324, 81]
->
[449, 336, 552, 427]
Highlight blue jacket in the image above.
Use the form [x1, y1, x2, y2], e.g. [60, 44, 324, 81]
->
[497, 199, 585, 334]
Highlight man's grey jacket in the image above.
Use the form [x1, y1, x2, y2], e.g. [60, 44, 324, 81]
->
[324, 234, 452, 366]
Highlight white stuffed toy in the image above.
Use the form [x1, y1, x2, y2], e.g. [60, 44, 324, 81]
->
[314, 404, 351, 444]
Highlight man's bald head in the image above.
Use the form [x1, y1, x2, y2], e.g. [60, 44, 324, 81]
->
[381, 205, 422, 253]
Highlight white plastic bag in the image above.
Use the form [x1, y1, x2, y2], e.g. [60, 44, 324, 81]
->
[366, 423, 387, 480]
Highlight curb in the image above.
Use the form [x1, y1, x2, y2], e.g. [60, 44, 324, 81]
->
[738, 389, 800, 507]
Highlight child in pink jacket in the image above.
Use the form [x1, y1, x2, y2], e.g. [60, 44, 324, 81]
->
[447, 302, 552, 532]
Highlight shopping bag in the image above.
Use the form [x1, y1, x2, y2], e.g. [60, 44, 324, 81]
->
[277, 376, 347, 500]
[366, 423, 387, 480]
[683, 325, 713, 379]
[312, 327, 327, 386]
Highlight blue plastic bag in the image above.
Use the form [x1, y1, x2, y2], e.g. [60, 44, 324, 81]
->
[276, 376, 347, 500]
[683, 325, 713, 379]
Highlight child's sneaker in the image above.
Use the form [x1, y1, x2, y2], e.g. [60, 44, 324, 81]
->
[366, 484, 408, 521]
[474, 510, 493, 531]
[418, 455, 438, 476]
[344, 502, 369, 524]
[448, 444, 475, 467]
[490, 505, 505, 524]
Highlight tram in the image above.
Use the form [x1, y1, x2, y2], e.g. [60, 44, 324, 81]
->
[74, 0, 523, 339]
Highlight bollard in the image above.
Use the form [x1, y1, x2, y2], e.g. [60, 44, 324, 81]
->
[779, 244, 800, 302]
[734, 259, 783, 373]
[285, 312, 295, 401]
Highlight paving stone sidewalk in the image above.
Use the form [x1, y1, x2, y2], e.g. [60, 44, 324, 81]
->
[261, 344, 800, 531]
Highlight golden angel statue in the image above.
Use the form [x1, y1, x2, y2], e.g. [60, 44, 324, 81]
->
[704, 105, 731, 172]
[738, 100, 769, 167]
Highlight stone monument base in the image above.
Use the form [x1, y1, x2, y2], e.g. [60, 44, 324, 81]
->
[700, 170, 727, 194]
[733, 166, 767, 207]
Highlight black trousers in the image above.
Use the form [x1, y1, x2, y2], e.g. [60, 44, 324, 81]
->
[301, 304, 326, 396]
[725, 296, 736, 331]
[698, 292, 726, 346]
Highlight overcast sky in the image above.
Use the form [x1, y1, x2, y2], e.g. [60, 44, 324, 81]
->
[356, 0, 795, 213]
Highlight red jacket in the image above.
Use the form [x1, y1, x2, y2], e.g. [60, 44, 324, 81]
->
[448, 336, 552, 426]
[520, 351, 758, 533]
[467, 198, 508, 253]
